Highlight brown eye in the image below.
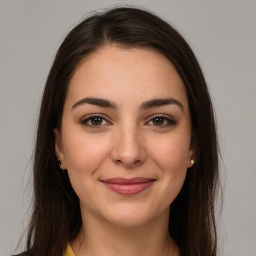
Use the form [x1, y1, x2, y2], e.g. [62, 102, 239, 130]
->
[148, 115, 176, 127]
[152, 117, 165, 126]
[80, 115, 109, 128]
[91, 116, 103, 126]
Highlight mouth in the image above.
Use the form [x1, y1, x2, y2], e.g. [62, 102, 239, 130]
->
[100, 177, 156, 195]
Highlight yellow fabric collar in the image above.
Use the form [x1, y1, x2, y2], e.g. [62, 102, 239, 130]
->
[64, 244, 76, 256]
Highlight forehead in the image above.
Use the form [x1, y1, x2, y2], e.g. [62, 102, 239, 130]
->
[66, 45, 189, 111]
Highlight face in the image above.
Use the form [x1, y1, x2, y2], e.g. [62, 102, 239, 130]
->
[54, 45, 194, 228]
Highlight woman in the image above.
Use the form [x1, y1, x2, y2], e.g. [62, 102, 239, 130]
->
[15, 6, 220, 256]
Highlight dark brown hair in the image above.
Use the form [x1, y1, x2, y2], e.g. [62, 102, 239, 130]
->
[24, 6, 219, 256]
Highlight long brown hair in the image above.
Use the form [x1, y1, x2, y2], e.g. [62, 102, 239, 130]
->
[24, 6, 220, 256]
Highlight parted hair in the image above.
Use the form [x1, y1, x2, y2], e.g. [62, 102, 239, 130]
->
[23, 6, 220, 256]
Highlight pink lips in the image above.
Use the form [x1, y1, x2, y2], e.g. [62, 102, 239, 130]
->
[101, 177, 156, 195]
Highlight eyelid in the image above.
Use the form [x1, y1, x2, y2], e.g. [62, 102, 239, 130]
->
[79, 113, 176, 129]
[145, 114, 177, 127]
[80, 114, 112, 128]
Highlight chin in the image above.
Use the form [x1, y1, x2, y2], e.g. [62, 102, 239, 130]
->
[108, 214, 152, 228]
[102, 204, 164, 228]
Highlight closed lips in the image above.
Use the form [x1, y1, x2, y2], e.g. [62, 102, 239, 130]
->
[101, 177, 156, 184]
[101, 177, 156, 195]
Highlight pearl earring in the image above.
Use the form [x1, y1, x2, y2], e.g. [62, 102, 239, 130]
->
[190, 160, 195, 165]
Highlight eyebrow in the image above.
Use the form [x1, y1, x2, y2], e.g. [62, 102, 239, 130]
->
[140, 98, 184, 112]
[72, 97, 184, 112]
[72, 97, 117, 110]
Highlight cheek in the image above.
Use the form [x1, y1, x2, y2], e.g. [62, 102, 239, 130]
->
[62, 132, 111, 202]
[62, 132, 110, 176]
[149, 132, 191, 171]
[147, 133, 190, 200]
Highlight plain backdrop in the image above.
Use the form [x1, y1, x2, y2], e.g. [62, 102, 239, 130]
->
[0, 1, 255, 255]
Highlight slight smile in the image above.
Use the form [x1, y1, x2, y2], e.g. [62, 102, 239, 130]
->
[101, 177, 156, 195]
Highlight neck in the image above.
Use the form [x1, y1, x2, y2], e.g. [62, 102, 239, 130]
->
[70, 207, 178, 256]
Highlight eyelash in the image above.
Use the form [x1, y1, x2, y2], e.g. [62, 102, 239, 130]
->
[80, 114, 110, 128]
[146, 115, 176, 128]
[80, 114, 176, 128]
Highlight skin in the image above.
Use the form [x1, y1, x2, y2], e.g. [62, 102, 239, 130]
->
[54, 45, 195, 256]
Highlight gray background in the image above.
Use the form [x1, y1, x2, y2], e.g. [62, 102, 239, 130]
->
[0, 0, 255, 255]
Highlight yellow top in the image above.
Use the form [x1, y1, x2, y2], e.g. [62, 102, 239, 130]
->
[64, 244, 76, 256]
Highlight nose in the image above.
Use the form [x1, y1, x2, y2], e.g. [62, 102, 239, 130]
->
[110, 124, 146, 168]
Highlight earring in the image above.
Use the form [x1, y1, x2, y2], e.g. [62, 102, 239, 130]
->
[58, 161, 61, 168]
[190, 160, 195, 165]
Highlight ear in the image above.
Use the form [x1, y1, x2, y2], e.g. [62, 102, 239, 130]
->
[187, 146, 196, 169]
[53, 128, 67, 170]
